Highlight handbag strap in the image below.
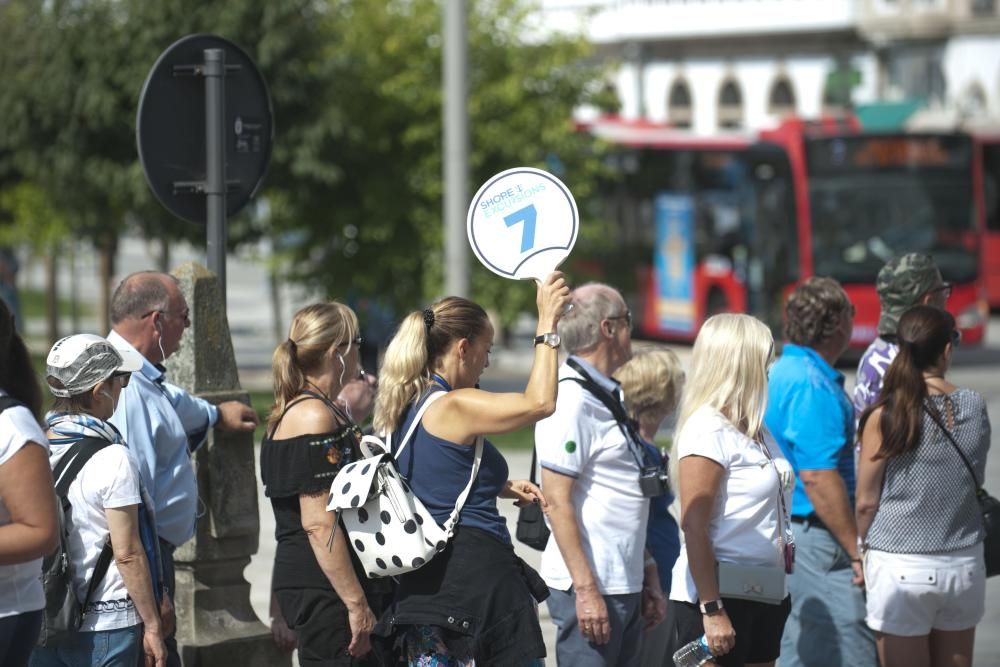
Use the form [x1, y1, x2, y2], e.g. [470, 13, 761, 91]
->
[923, 402, 982, 491]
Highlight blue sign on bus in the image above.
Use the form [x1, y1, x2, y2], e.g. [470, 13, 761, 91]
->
[654, 193, 696, 335]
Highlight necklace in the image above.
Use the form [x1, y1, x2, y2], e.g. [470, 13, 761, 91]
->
[431, 373, 453, 392]
[304, 379, 334, 403]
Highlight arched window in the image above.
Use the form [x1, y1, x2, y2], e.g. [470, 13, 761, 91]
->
[960, 82, 988, 117]
[667, 78, 693, 129]
[718, 79, 743, 130]
[768, 77, 797, 117]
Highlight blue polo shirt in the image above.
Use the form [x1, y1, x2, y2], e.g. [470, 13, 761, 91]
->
[764, 343, 855, 518]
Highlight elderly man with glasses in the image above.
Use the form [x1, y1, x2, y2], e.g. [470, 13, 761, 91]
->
[534, 283, 665, 666]
[106, 271, 258, 666]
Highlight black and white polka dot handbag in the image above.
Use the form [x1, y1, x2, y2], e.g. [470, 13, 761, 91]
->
[326, 391, 483, 578]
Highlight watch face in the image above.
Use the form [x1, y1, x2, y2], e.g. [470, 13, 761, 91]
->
[546, 333, 561, 347]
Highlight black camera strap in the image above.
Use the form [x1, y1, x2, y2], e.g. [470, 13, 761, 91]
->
[563, 358, 652, 470]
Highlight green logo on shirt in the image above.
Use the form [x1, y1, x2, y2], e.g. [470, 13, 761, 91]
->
[564, 440, 577, 453]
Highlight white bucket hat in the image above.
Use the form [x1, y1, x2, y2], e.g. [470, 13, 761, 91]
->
[46, 334, 144, 398]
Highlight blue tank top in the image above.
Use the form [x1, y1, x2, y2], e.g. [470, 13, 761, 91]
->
[393, 391, 511, 545]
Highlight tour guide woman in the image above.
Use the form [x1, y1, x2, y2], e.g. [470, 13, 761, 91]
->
[371, 272, 570, 666]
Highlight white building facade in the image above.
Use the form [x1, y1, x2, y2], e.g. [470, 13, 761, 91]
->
[536, 0, 1000, 134]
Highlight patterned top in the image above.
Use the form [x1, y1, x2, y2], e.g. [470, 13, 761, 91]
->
[853, 336, 899, 419]
[866, 389, 991, 554]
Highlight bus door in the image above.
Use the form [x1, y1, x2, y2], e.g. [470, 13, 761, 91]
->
[742, 142, 800, 334]
[981, 139, 1000, 308]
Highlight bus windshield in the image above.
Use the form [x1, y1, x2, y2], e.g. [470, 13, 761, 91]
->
[806, 136, 978, 284]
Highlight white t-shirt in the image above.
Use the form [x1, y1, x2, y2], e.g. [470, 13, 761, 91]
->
[0, 394, 48, 618]
[669, 406, 794, 604]
[535, 361, 650, 595]
[50, 442, 143, 631]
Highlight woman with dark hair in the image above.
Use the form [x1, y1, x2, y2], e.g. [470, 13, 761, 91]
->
[371, 272, 569, 666]
[0, 299, 58, 666]
[261, 302, 389, 665]
[857, 305, 990, 667]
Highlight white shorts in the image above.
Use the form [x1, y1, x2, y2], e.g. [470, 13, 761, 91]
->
[864, 544, 986, 636]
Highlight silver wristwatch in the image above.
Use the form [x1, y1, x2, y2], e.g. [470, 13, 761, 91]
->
[533, 332, 561, 349]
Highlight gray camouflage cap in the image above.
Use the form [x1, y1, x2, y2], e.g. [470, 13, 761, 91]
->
[876, 253, 945, 336]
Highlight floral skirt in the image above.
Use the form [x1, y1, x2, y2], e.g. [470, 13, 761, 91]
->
[404, 625, 544, 667]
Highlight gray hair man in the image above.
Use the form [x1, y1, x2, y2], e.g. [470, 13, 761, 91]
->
[107, 271, 257, 665]
[535, 283, 664, 666]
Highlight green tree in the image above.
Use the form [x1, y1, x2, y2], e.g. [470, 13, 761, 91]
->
[269, 0, 613, 323]
[0, 0, 340, 329]
[0, 0, 612, 331]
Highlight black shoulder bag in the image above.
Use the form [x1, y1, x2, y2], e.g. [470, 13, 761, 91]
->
[924, 404, 1000, 577]
[515, 443, 550, 551]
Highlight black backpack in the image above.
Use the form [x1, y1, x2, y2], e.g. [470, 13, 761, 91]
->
[37, 436, 115, 647]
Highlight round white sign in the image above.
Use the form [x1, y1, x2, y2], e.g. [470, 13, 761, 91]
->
[466, 167, 579, 282]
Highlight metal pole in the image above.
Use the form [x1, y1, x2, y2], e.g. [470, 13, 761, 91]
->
[204, 48, 227, 302]
[443, 0, 469, 298]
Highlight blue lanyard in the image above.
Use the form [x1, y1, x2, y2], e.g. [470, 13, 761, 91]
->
[431, 374, 452, 392]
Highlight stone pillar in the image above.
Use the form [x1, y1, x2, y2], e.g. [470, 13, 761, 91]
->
[165, 262, 289, 666]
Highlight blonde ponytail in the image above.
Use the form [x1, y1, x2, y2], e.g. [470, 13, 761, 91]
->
[373, 296, 490, 435]
[267, 302, 359, 432]
[373, 312, 431, 435]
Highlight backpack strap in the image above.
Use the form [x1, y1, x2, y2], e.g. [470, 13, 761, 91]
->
[389, 390, 446, 461]
[51, 437, 116, 610]
[388, 390, 482, 538]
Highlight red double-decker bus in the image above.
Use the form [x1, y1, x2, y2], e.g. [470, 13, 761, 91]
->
[587, 116, 989, 346]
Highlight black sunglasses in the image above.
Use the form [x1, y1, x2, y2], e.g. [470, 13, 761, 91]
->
[951, 329, 961, 347]
[111, 372, 131, 388]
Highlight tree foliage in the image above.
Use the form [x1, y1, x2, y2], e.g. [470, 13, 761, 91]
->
[0, 0, 613, 325]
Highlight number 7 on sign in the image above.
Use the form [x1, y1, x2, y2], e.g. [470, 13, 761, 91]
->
[504, 204, 537, 253]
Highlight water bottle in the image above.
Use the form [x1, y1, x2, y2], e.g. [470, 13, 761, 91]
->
[672, 635, 713, 667]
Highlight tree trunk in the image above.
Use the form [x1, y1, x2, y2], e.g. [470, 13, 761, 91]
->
[269, 266, 283, 346]
[45, 243, 59, 345]
[158, 234, 170, 273]
[69, 240, 80, 332]
[97, 231, 118, 333]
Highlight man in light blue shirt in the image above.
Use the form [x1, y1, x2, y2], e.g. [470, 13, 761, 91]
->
[108, 271, 257, 665]
[764, 277, 875, 667]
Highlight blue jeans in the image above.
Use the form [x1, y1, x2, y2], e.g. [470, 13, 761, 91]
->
[29, 625, 142, 667]
[780, 521, 877, 667]
[546, 587, 642, 667]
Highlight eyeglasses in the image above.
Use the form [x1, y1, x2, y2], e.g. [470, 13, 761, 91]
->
[141, 308, 191, 324]
[341, 334, 364, 349]
[951, 328, 961, 347]
[607, 311, 633, 331]
[111, 372, 131, 388]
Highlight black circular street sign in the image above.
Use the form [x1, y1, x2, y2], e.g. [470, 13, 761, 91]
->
[137, 34, 273, 224]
